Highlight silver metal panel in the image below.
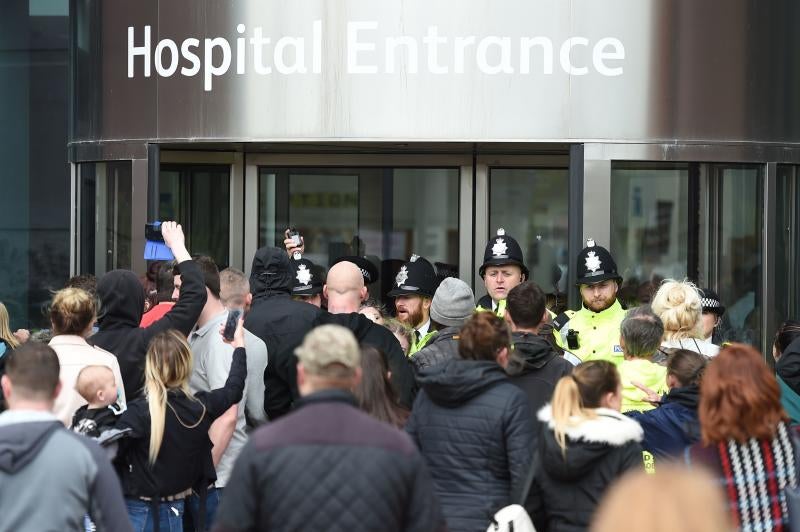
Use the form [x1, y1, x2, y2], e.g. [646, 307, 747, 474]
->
[458, 163, 474, 284]
[762, 162, 777, 361]
[131, 159, 149, 275]
[72, 0, 800, 146]
[473, 164, 489, 296]
[582, 159, 611, 247]
[230, 152, 245, 270]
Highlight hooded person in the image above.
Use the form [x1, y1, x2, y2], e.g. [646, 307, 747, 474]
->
[90, 222, 207, 400]
[775, 333, 800, 424]
[244, 246, 322, 420]
[409, 277, 475, 373]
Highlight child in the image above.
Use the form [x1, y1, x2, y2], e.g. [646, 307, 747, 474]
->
[71, 365, 123, 437]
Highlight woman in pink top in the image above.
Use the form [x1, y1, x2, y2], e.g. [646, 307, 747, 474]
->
[48, 288, 126, 426]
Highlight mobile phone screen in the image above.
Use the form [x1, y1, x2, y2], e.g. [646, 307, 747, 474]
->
[223, 309, 242, 341]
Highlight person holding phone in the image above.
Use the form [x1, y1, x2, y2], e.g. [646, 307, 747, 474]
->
[174, 256, 268, 527]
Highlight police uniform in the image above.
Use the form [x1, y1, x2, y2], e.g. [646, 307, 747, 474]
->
[552, 240, 626, 365]
[290, 252, 323, 297]
[476, 228, 530, 318]
[387, 255, 438, 356]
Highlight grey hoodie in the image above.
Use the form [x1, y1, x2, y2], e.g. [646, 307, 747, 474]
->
[0, 410, 132, 531]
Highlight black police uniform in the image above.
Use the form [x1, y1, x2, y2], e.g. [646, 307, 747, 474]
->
[476, 228, 529, 317]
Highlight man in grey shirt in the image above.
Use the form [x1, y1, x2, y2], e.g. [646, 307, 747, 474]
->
[0, 342, 132, 531]
[174, 258, 268, 526]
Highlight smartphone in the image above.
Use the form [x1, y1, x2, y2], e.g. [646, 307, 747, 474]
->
[287, 227, 302, 247]
[223, 309, 242, 341]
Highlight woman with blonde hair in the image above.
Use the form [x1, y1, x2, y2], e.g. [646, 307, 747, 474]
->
[529, 360, 643, 532]
[46, 287, 127, 426]
[115, 324, 246, 531]
[0, 301, 20, 412]
[651, 279, 720, 357]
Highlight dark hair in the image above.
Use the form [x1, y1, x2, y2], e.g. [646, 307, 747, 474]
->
[620, 306, 665, 357]
[699, 343, 786, 444]
[5, 342, 60, 400]
[64, 274, 97, 298]
[353, 347, 408, 428]
[155, 262, 176, 302]
[194, 256, 221, 299]
[774, 320, 800, 356]
[458, 312, 511, 362]
[506, 281, 547, 329]
[666, 349, 706, 387]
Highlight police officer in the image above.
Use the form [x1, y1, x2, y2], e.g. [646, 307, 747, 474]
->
[476, 228, 529, 318]
[552, 239, 627, 364]
[387, 254, 438, 355]
[290, 251, 323, 308]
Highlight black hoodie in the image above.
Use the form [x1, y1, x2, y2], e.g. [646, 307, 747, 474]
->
[90, 260, 206, 400]
[406, 358, 535, 532]
[315, 311, 415, 408]
[506, 332, 574, 421]
[244, 247, 322, 420]
[777, 337, 800, 396]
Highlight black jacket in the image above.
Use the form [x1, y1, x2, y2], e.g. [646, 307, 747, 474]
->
[777, 337, 800, 396]
[529, 406, 644, 532]
[626, 385, 700, 458]
[115, 347, 246, 498]
[212, 389, 443, 532]
[506, 332, 574, 420]
[315, 311, 415, 408]
[410, 326, 461, 373]
[244, 247, 322, 420]
[90, 260, 207, 399]
[407, 358, 535, 532]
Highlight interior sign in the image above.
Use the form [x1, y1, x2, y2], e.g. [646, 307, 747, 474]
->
[128, 22, 626, 91]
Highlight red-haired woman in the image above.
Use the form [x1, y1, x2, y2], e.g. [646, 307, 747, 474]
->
[685, 343, 799, 531]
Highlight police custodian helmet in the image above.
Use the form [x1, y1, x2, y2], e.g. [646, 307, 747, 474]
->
[387, 254, 438, 298]
[290, 251, 323, 296]
[479, 228, 529, 278]
[575, 239, 622, 286]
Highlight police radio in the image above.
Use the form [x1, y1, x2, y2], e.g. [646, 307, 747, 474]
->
[566, 329, 580, 350]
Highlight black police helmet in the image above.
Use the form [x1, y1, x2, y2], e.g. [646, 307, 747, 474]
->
[479, 228, 529, 279]
[290, 251, 323, 296]
[699, 287, 725, 316]
[387, 255, 437, 298]
[575, 239, 622, 286]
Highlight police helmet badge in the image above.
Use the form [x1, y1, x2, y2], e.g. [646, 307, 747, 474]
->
[296, 264, 312, 286]
[492, 238, 508, 257]
[585, 251, 602, 273]
[396, 265, 409, 287]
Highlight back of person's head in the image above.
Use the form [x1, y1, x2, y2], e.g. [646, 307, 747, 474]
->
[193, 255, 221, 299]
[325, 261, 365, 312]
[651, 279, 703, 341]
[699, 343, 786, 444]
[64, 274, 98, 298]
[429, 277, 475, 329]
[219, 267, 250, 307]
[295, 324, 361, 386]
[774, 320, 800, 357]
[458, 311, 511, 362]
[155, 262, 175, 302]
[50, 288, 96, 336]
[506, 281, 547, 330]
[620, 305, 664, 358]
[144, 330, 194, 463]
[2, 342, 60, 403]
[354, 346, 406, 428]
[75, 365, 115, 403]
[591, 465, 731, 532]
[551, 360, 620, 453]
[0, 301, 19, 348]
[666, 349, 706, 387]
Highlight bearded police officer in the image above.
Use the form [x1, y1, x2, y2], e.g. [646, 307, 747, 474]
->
[290, 251, 323, 307]
[476, 229, 529, 317]
[388, 255, 438, 355]
[552, 239, 627, 364]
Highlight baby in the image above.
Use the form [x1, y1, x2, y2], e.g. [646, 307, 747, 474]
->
[71, 365, 123, 437]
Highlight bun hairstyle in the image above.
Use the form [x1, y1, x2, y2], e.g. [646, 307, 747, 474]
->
[651, 279, 703, 341]
[551, 360, 620, 454]
[458, 311, 511, 362]
[666, 349, 707, 388]
[50, 288, 97, 336]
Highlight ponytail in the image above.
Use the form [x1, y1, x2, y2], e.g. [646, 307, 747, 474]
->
[145, 366, 168, 464]
[550, 360, 620, 455]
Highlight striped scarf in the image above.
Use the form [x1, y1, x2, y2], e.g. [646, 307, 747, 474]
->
[717, 423, 798, 531]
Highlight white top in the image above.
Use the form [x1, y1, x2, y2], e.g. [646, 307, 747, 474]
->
[416, 318, 432, 339]
[49, 335, 127, 427]
[661, 338, 720, 358]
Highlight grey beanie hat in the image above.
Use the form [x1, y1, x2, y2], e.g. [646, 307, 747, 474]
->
[430, 277, 476, 328]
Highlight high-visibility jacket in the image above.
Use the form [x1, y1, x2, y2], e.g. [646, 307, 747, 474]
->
[408, 330, 437, 357]
[552, 300, 627, 365]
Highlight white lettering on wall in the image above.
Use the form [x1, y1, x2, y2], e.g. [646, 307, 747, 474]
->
[125, 22, 626, 90]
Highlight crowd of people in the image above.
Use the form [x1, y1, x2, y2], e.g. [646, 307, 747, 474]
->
[0, 220, 799, 531]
